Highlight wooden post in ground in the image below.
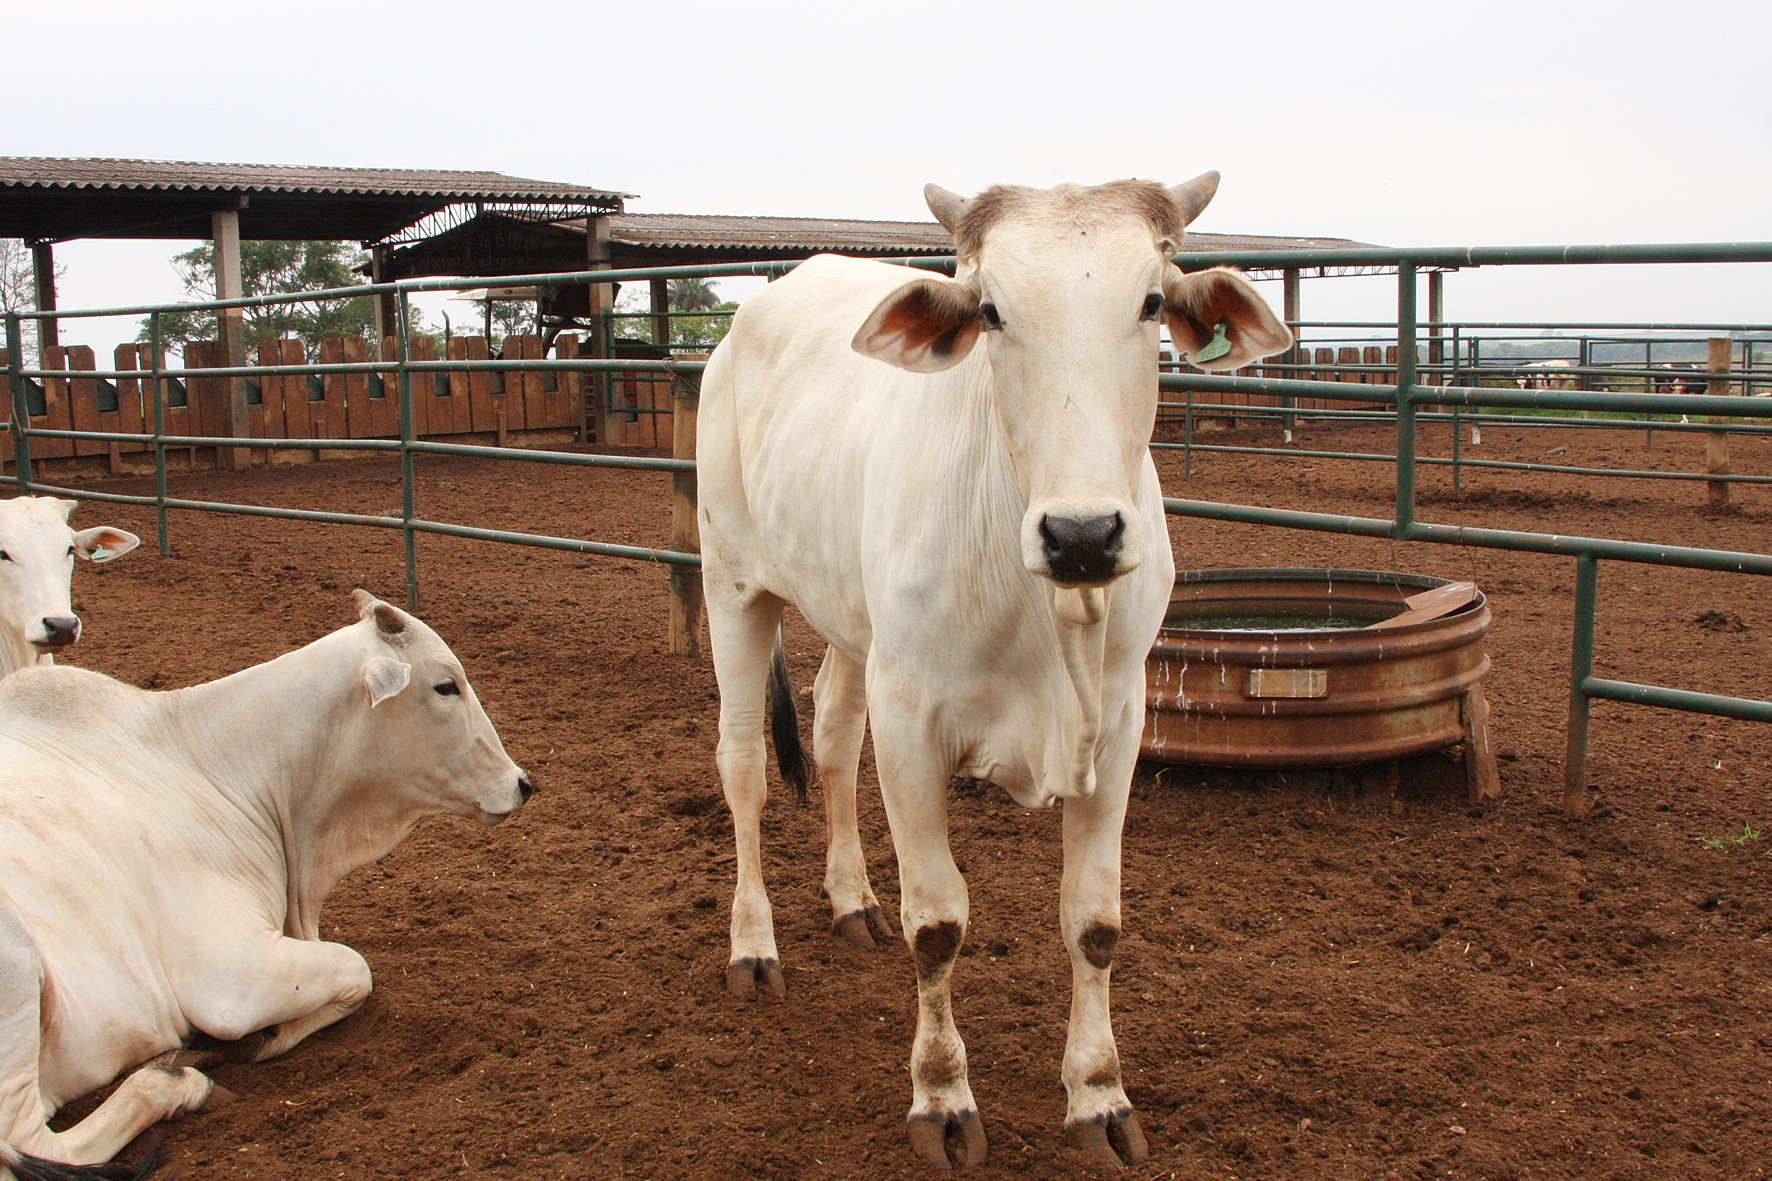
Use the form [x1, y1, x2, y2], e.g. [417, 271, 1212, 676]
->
[211, 207, 253, 469]
[1705, 336, 1732, 508]
[31, 243, 57, 357]
[668, 359, 704, 657]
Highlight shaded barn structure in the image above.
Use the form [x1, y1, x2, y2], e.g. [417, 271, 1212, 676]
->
[1, 157, 1410, 468]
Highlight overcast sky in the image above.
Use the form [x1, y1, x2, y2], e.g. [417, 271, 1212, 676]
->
[11, 0, 1771, 351]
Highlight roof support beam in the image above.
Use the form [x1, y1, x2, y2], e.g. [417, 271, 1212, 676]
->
[212, 207, 252, 469]
[585, 215, 615, 445]
[31, 243, 57, 353]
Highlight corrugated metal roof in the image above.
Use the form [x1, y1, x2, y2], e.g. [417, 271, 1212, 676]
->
[604, 212, 1375, 257]
[0, 157, 632, 204]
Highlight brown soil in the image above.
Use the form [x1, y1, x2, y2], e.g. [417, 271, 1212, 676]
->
[42, 417, 1772, 1180]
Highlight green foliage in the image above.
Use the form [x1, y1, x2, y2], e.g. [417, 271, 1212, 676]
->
[138, 240, 378, 355]
[1694, 823, 1761, 851]
[612, 288, 737, 351]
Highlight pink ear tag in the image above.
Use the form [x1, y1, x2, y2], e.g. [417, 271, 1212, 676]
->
[1194, 322, 1231, 364]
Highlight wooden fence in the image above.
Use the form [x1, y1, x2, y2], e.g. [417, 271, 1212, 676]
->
[2, 333, 678, 476]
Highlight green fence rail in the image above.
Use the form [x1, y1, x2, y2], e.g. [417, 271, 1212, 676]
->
[5, 242, 1770, 816]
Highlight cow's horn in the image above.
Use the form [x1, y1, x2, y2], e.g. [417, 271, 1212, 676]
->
[1170, 171, 1221, 226]
[925, 184, 969, 233]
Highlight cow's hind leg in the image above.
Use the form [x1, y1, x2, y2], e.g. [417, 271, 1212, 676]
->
[813, 647, 890, 949]
[0, 911, 211, 1169]
[708, 591, 789, 997]
[1058, 716, 1148, 1167]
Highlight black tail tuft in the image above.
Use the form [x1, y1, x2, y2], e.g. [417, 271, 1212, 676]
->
[768, 624, 811, 806]
[4, 1137, 164, 1180]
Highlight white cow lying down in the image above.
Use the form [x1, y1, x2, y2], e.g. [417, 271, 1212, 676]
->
[0, 496, 140, 681]
[0, 591, 532, 1179]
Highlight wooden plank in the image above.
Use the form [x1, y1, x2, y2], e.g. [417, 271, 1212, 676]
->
[343, 337, 371, 439]
[36, 345, 74, 459]
[464, 336, 495, 435]
[1365, 581, 1479, 630]
[318, 338, 347, 442]
[507, 335, 546, 430]
[373, 335, 401, 438]
[66, 345, 101, 457]
[668, 367, 702, 656]
[1706, 336, 1732, 508]
[1462, 684, 1502, 804]
[402, 335, 433, 439]
[111, 345, 146, 462]
[554, 333, 583, 438]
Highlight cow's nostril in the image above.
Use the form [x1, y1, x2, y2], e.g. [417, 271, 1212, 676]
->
[38, 616, 80, 649]
[517, 774, 536, 802]
[1039, 513, 1124, 583]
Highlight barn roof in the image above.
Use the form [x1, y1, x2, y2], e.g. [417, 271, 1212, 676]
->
[383, 209, 1386, 280]
[0, 157, 630, 244]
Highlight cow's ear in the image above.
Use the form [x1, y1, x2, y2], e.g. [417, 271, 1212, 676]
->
[364, 656, 411, 708]
[852, 276, 983, 373]
[72, 526, 140, 563]
[1162, 266, 1293, 372]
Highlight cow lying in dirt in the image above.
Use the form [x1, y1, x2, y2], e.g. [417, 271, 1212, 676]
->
[0, 591, 532, 1179]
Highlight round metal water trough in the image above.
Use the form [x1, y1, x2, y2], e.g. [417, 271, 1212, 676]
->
[1142, 569, 1496, 784]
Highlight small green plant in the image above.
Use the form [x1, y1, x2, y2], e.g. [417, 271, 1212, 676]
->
[1694, 823, 1761, 851]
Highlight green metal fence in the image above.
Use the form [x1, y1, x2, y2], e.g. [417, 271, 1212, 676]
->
[4, 242, 1770, 816]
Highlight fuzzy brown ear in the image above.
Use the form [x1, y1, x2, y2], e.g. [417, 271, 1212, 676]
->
[1162, 266, 1293, 372]
[851, 275, 984, 373]
[72, 526, 140, 563]
[352, 589, 408, 637]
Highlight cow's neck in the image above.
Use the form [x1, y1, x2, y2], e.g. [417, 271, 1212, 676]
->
[167, 630, 417, 939]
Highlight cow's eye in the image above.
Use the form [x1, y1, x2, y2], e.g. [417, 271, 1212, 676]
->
[979, 303, 1003, 331]
[0, 551, 9, 562]
[434, 679, 461, 697]
[1140, 293, 1164, 322]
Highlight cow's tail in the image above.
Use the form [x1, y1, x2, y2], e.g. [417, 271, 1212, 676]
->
[768, 622, 811, 806]
[1, 1139, 163, 1180]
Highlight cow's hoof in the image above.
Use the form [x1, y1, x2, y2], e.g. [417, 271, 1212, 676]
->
[725, 957, 785, 999]
[1066, 1110, 1148, 1166]
[907, 1110, 987, 1170]
[201, 1081, 240, 1111]
[832, 906, 891, 949]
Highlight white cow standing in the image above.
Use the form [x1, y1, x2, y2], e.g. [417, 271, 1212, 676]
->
[698, 175, 1292, 1168]
[0, 497, 139, 680]
[0, 591, 532, 1178]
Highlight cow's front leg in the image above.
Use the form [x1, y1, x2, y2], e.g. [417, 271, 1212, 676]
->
[873, 709, 985, 1170]
[1058, 719, 1148, 1166]
[812, 647, 890, 948]
[178, 933, 373, 1062]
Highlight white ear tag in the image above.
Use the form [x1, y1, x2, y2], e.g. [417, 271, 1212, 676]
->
[1194, 322, 1232, 364]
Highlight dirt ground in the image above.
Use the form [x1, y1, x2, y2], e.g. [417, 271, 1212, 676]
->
[36, 414, 1772, 1180]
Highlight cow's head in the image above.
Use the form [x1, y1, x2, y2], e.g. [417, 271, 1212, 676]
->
[852, 174, 1291, 588]
[0, 496, 139, 669]
[347, 589, 533, 824]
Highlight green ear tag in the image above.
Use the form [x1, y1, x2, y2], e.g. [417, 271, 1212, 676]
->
[1194, 322, 1232, 364]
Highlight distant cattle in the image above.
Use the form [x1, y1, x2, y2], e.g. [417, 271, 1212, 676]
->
[1514, 359, 1579, 390]
[698, 175, 1291, 1168]
[0, 497, 138, 681]
[0, 591, 532, 1176]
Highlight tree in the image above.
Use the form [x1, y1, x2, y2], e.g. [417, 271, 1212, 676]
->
[137, 240, 378, 355]
[0, 239, 59, 366]
[667, 276, 721, 313]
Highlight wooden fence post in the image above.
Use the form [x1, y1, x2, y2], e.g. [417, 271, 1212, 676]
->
[668, 360, 704, 657]
[1705, 336, 1732, 508]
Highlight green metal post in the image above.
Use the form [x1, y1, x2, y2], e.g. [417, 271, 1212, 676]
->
[398, 290, 419, 610]
[5, 314, 30, 492]
[1450, 325, 1463, 492]
[1563, 553, 1599, 817]
[1184, 388, 1195, 478]
[1394, 262, 1418, 531]
[149, 315, 169, 555]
